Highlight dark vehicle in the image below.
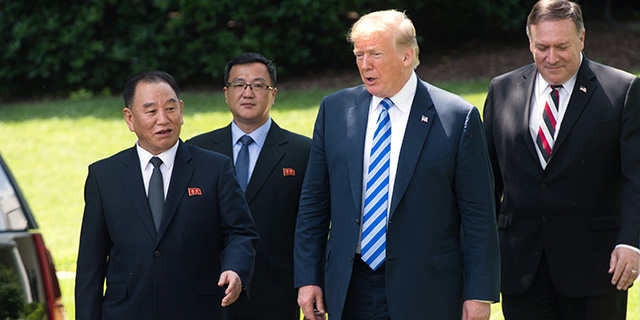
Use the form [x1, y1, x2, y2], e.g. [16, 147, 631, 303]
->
[0, 153, 66, 320]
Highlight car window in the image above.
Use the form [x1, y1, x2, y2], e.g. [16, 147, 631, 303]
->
[0, 164, 29, 231]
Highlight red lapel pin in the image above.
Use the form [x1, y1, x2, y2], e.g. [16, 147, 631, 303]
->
[188, 187, 202, 196]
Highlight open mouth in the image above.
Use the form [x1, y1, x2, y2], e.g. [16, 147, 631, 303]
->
[156, 129, 172, 136]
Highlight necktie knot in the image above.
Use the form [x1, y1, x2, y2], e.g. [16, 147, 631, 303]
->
[150, 156, 163, 168]
[379, 98, 393, 111]
[239, 135, 254, 146]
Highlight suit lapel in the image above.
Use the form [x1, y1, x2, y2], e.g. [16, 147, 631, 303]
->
[245, 122, 286, 203]
[552, 60, 596, 156]
[391, 81, 434, 217]
[212, 124, 234, 157]
[347, 90, 372, 214]
[518, 66, 540, 162]
[120, 147, 158, 239]
[157, 141, 195, 241]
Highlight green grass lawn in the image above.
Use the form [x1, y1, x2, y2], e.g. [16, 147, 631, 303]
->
[1, 77, 638, 319]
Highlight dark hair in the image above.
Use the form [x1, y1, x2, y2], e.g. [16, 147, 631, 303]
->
[223, 52, 277, 86]
[527, 0, 584, 38]
[123, 71, 180, 108]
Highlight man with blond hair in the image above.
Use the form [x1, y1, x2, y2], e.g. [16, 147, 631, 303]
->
[294, 9, 500, 320]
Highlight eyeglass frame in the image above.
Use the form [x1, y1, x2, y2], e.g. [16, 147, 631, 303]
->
[225, 82, 274, 92]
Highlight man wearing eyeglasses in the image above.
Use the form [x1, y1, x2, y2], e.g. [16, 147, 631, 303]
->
[187, 52, 312, 320]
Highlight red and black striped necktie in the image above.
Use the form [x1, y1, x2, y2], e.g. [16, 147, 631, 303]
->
[535, 84, 562, 168]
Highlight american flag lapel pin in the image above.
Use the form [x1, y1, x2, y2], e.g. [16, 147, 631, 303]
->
[283, 168, 295, 176]
[421, 115, 429, 123]
[579, 85, 587, 93]
[188, 187, 202, 196]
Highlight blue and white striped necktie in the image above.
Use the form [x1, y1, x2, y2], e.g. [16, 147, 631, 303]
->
[361, 98, 393, 270]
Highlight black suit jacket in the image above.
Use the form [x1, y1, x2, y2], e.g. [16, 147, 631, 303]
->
[187, 121, 311, 320]
[484, 58, 640, 297]
[75, 141, 258, 320]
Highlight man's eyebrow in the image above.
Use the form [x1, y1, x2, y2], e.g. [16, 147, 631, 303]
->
[232, 77, 267, 83]
[141, 98, 178, 108]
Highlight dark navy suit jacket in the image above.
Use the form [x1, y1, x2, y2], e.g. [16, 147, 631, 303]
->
[294, 78, 500, 320]
[75, 141, 258, 320]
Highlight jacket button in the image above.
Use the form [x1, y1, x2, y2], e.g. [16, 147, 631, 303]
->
[541, 216, 547, 222]
[355, 219, 360, 225]
[155, 250, 161, 257]
[541, 183, 547, 189]
[350, 255, 354, 261]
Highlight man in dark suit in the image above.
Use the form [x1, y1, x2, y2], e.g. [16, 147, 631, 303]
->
[483, 1, 640, 319]
[187, 52, 311, 320]
[294, 10, 500, 320]
[75, 71, 259, 320]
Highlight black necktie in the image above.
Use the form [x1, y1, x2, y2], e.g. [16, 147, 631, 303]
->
[148, 157, 164, 231]
[235, 135, 254, 192]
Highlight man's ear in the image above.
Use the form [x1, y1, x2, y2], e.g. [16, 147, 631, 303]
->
[403, 48, 414, 67]
[123, 107, 135, 132]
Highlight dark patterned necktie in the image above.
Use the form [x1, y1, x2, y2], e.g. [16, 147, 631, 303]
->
[148, 157, 164, 231]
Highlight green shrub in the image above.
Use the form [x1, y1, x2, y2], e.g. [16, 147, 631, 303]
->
[2, 0, 632, 100]
[0, 263, 24, 320]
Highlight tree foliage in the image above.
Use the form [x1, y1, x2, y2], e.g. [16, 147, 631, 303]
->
[1, 0, 636, 99]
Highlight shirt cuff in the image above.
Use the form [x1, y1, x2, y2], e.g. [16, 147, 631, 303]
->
[615, 244, 640, 255]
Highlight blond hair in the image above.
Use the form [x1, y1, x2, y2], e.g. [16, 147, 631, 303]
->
[348, 10, 420, 69]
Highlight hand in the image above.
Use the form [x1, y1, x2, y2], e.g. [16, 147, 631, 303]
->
[462, 300, 491, 320]
[298, 285, 326, 320]
[609, 246, 640, 290]
[218, 270, 243, 307]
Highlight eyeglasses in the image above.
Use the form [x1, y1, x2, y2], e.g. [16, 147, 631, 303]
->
[226, 82, 274, 92]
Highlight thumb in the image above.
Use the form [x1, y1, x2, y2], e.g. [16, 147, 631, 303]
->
[609, 253, 618, 274]
[315, 291, 326, 314]
[218, 272, 228, 287]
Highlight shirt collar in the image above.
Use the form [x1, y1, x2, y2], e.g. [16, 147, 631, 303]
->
[136, 140, 179, 170]
[371, 72, 417, 115]
[231, 117, 272, 148]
